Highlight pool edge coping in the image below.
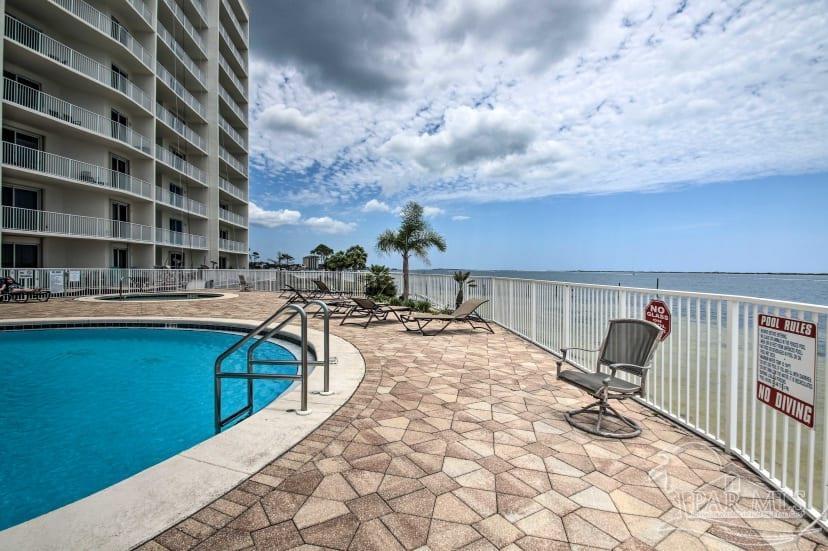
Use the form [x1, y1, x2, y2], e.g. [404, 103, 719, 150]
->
[76, 292, 239, 303]
[0, 316, 366, 551]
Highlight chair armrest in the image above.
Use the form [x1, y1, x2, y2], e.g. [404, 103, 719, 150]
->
[557, 347, 600, 376]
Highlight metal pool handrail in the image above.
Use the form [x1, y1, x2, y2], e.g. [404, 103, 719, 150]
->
[213, 301, 331, 433]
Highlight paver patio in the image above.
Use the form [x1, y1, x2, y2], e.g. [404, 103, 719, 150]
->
[2, 293, 825, 550]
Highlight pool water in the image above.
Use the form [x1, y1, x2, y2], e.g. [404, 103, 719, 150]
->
[97, 293, 225, 301]
[0, 327, 297, 531]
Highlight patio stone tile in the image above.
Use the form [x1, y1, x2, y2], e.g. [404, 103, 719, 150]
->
[18, 293, 809, 551]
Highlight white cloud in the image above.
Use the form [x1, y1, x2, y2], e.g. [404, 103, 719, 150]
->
[423, 206, 445, 218]
[303, 216, 356, 234]
[362, 199, 392, 213]
[249, 0, 828, 205]
[249, 202, 354, 234]
[249, 202, 302, 228]
[259, 105, 322, 137]
[452, 215, 471, 221]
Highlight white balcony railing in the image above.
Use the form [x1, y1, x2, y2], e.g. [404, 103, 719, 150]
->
[219, 237, 246, 252]
[156, 103, 207, 152]
[161, 0, 205, 54]
[219, 177, 247, 201]
[188, 0, 207, 25]
[155, 145, 206, 184]
[219, 207, 246, 226]
[219, 54, 246, 99]
[155, 186, 207, 216]
[222, 0, 248, 44]
[2, 142, 153, 198]
[219, 145, 247, 176]
[3, 79, 151, 154]
[4, 15, 152, 112]
[219, 116, 247, 150]
[219, 24, 246, 76]
[126, 0, 153, 25]
[157, 23, 205, 86]
[156, 62, 206, 119]
[219, 86, 247, 125]
[156, 227, 207, 249]
[50, 0, 152, 68]
[2, 205, 154, 242]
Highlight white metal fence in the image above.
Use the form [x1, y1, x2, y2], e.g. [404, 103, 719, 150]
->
[0, 267, 823, 525]
[2, 206, 154, 243]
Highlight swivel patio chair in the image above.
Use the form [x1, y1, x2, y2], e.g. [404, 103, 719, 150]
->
[555, 318, 662, 439]
[401, 298, 493, 336]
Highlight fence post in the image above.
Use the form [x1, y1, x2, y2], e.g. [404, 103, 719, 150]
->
[726, 300, 740, 454]
[563, 285, 571, 348]
[619, 290, 628, 318]
[530, 282, 537, 341]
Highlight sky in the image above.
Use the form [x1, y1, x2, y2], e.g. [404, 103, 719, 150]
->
[244, 0, 828, 272]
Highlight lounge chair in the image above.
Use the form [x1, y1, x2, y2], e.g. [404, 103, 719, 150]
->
[555, 318, 662, 439]
[239, 274, 251, 292]
[401, 298, 493, 336]
[313, 279, 353, 298]
[0, 277, 51, 303]
[287, 286, 352, 314]
[340, 297, 411, 328]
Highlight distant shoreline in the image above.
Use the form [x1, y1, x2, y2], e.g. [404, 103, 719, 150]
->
[419, 269, 828, 276]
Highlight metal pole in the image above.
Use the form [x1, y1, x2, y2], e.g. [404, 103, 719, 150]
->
[307, 300, 333, 396]
[297, 309, 311, 415]
[214, 364, 222, 433]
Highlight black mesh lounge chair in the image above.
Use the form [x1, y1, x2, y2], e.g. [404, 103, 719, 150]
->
[401, 298, 493, 336]
[340, 297, 411, 328]
[239, 274, 251, 292]
[1, 278, 51, 303]
[313, 279, 353, 298]
[555, 319, 662, 439]
[287, 286, 351, 314]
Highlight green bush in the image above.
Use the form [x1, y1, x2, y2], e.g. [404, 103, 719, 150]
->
[364, 265, 397, 297]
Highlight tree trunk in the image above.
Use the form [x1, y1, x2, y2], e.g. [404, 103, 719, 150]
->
[402, 253, 409, 300]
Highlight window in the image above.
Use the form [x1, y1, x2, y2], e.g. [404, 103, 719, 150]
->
[169, 218, 183, 233]
[110, 16, 128, 46]
[170, 252, 183, 268]
[112, 248, 128, 269]
[219, 229, 228, 240]
[219, 256, 227, 269]
[3, 128, 41, 170]
[111, 109, 128, 141]
[4, 71, 41, 110]
[111, 65, 128, 93]
[2, 243, 39, 268]
[169, 183, 183, 196]
[2, 186, 39, 210]
[111, 155, 130, 187]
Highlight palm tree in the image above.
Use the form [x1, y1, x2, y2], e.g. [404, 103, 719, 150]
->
[376, 201, 446, 299]
[453, 271, 477, 308]
[311, 244, 334, 266]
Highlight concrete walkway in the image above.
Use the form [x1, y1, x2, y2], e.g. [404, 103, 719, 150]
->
[1, 293, 823, 550]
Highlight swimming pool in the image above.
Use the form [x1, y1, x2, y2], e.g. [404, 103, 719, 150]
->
[82, 292, 230, 302]
[0, 326, 298, 531]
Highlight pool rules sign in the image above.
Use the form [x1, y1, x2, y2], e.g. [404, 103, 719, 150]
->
[756, 314, 817, 428]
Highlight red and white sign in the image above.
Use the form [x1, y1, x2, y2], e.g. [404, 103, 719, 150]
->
[645, 299, 671, 340]
[756, 314, 817, 428]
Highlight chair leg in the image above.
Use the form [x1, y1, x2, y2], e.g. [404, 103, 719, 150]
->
[564, 396, 642, 439]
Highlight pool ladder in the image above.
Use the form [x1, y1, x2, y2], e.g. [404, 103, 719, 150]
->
[213, 301, 332, 433]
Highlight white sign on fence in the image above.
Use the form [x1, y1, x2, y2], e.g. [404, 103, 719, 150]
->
[49, 271, 65, 294]
[755, 313, 817, 428]
[17, 269, 33, 279]
[68, 270, 81, 283]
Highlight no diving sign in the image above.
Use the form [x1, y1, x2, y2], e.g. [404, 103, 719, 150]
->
[756, 314, 817, 428]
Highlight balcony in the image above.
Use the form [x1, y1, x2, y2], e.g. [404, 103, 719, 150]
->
[157, 23, 205, 87]
[155, 186, 207, 217]
[187, 0, 207, 26]
[2, 205, 154, 243]
[219, 24, 246, 76]
[219, 207, 246, 226]
[160, 0, 206, 55]
[219, 54, 246, 100]
[2, 142, 152, 199]
[222, 0, 248, 47]
[156, 62, 206, 120]
[219, 86, 247, 126]
[156, 103, 207, 152]
[3, 78, 151, 155]
[155, 145, 206, 185]
[219, 177, 247, 202]
[219, 237, 246, 253]
[219, 145, 247, 177]
[4, 15, 152, 112]
[126, 0, 153, 27]
[156, 227, 207, 249]
[219, 116, 247, 151]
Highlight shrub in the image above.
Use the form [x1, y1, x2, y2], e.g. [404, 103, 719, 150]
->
[364, 265, 397, 297]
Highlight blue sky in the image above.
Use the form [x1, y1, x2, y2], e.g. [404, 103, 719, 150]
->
[245, 0, 828, 272]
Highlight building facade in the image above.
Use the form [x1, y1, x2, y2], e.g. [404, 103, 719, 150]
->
[302, 254, 320, 270]
[0, 0, 249, 269]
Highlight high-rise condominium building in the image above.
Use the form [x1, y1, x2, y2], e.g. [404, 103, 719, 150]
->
[0, 0, 249, 269]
